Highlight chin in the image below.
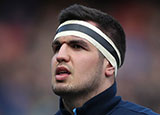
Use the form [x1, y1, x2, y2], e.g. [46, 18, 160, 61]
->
[52, 85, 72, 96]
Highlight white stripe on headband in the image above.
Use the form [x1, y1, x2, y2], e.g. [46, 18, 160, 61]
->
[54, 31, 118, 76]
[57, 20, 121, 66]
[53, 20, 121, 76]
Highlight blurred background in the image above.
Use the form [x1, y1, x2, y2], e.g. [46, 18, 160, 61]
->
[0, 0, 160, 114]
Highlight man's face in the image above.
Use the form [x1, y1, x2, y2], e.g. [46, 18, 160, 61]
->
[51, 35, 106, 96]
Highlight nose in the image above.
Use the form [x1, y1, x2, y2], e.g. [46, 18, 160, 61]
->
[56, 44, 70, 63]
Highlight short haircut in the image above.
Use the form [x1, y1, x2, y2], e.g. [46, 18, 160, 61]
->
[58, 4, 126, 67]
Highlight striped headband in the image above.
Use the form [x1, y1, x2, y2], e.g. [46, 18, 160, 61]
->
[53, 20, 121, 76]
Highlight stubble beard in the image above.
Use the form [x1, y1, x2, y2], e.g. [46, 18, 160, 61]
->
[52, 54, 104, 98]
[52, 68, 103, 98]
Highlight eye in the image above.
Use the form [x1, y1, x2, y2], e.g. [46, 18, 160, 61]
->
[52, 44, 61, 53]
[71, 44, 84, 49]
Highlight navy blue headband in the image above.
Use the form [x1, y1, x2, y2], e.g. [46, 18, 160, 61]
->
[56, 24, 120, 67]
[54, 20, 121, 76]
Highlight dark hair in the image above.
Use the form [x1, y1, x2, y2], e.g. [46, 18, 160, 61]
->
[58, 4, 126, 66]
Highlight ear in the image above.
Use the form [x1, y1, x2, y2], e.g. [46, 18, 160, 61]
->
[104, 60, 115, 77]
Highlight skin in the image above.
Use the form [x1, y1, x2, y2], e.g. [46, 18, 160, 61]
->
[51, 21, 115, 114]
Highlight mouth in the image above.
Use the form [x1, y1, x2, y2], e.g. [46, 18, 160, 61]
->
[55, 66, 71, 81]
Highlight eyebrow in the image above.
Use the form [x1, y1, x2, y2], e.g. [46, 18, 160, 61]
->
[52, 40, 60, 47]
[69, 39, 89, 48]
[52, 39, 89, 48]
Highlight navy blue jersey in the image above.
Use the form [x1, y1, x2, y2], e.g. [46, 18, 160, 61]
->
[55, 82, 159, 115]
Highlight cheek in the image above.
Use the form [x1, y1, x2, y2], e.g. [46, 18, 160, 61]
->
[51, 57, 58, 85]
[73, 54, 99, 76]
[51, 57, 56, 74]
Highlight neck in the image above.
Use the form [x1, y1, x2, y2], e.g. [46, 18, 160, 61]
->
[62, 81, 114, 114]
[61, 90, 95, 114]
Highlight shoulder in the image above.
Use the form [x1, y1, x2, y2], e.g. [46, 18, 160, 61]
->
[54, 110, 62, 115]
[109, 100, 159, 115]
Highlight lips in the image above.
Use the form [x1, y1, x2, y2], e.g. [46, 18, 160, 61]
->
[56, 66, 71, 75]
[55, 66, 71, 81]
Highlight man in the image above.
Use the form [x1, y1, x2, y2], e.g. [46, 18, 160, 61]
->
[51, 4, 159, 115]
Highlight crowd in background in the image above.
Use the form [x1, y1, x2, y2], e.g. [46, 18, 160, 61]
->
[0, 0, 160, 115]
